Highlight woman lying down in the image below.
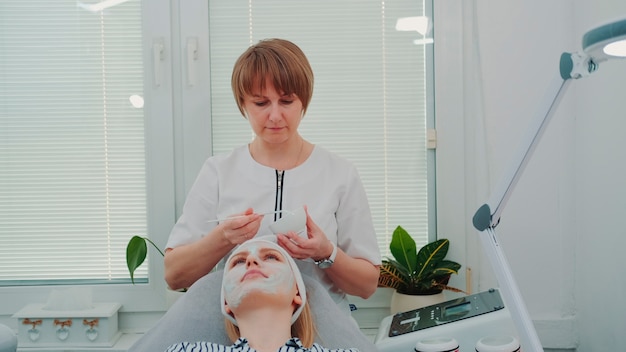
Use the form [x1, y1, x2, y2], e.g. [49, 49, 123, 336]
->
[165, 237, 359, 352]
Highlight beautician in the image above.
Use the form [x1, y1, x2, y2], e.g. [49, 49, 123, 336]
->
[164, 38, 381, 315]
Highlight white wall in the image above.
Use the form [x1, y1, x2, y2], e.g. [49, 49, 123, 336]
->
[436, 0, 626, 350]
[573, 2, 626, 352]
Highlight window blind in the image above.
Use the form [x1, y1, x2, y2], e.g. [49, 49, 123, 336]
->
[0, 0, 147, 284]
[208, 0, 431, 256]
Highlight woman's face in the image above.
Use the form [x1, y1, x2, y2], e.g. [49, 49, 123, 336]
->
[242, 78, 304, 145]
[223, 241, 299, 312]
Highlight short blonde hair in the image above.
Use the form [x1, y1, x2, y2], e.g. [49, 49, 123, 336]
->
[231, 38, 314, 117]
[224, 300, 316, 347]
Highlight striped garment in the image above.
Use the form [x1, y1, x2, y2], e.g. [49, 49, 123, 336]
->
[165, 337, 360, 352]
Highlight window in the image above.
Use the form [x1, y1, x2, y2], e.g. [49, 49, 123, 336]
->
[0, 0, 434, 311]
[208, 0, 434, 256]
[0, 0, 173, 312]
[0, 0, 150, 284]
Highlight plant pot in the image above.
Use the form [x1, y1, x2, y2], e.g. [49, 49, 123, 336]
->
[390, 290, 446, 315]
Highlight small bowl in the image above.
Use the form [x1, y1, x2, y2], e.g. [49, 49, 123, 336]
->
[268, 207, 306, 237]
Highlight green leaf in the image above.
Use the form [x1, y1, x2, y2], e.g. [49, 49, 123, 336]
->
[378, 261, 409, 291]
[433, 260, 462, 275]
[383, 258, 411, 280]
[415, 238, 450, 279]
[126, 235, 148, 284]
[389, 226, 417, 273]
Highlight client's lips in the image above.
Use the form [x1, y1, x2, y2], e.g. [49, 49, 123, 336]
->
[242, 269, 267, 281]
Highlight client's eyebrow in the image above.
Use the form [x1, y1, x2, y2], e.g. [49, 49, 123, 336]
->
[258, 248, 285, 261]
[228, 247, 285, 267]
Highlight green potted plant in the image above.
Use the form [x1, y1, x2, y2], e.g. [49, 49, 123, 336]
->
[378, 225, 465, 313]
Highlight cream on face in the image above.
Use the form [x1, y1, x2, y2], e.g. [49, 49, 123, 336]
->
[223, 242, 297, 310]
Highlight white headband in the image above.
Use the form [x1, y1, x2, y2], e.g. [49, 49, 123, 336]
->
[220, 236, 306, 325]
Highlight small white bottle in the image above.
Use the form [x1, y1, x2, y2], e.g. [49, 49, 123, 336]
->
[415, 336, 460, 352]
[475, 335, 521, 352]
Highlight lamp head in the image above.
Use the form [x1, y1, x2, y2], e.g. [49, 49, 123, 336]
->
[582, 17, 626, 62]
[560, 17, 626, 80]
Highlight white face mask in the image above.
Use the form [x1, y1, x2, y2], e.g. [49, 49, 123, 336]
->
[222, 241, 296, 309]
[220, 237, 307, 325]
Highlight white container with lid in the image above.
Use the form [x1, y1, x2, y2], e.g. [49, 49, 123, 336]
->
[415, 337, 460, 352]
[475, 335, 521, 352]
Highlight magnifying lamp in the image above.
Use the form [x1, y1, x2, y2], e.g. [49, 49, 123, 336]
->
[472, 17, 626, 352]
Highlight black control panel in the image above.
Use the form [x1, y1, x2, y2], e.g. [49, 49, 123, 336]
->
[388, 288, 505, 337]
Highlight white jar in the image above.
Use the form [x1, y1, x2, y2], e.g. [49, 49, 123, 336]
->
[475, 335, 521, 352]
[415, 337, 460, 352]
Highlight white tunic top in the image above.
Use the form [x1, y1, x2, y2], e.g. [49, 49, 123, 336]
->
[166, 145, 381, 313]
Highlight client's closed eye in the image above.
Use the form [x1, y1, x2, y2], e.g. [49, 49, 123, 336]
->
[228, 254, 247, 268]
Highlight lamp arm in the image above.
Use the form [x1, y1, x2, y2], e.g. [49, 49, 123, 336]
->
[472, 50, 598, 231]
[478, 227, 545, 352]
[472, 75, 571, 231]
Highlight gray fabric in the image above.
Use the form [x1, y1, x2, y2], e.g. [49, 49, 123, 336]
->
[129, 271, 378, 352]
[0, 324, 17, 352]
